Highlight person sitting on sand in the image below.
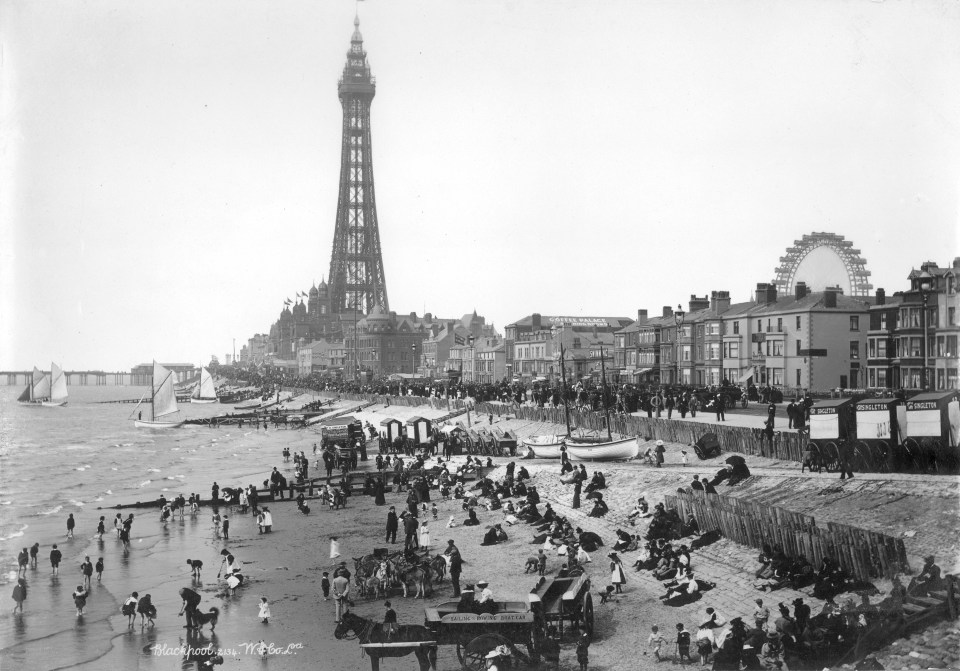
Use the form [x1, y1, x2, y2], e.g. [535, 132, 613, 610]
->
[463, 509, 481, 526]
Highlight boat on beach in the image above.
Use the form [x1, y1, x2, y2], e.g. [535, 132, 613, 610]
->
[17, 363, 68, 406]
[132, 361, 184, 429]
[564, 435, 640, 461]
[190, 367, 218, 403]
[522, 435, 566, 459]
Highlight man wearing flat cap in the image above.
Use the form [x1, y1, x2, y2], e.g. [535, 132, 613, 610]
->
[445, 539, 463, 597]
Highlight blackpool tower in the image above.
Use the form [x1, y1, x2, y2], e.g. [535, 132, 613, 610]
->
[327, 16, 389, 315]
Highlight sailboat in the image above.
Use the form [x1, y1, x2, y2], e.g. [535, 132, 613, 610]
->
[132, 361, 184, 428]
[45, 363, 69, 406]
[17, 366, 55, 406]
[562, 343, 639, 462]
[522, 342, 577, 458]
[190, 367, 218, 403]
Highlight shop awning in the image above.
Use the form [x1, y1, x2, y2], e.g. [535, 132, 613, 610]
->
[633, 368, 652, 376]
[736, 370, 754, 384]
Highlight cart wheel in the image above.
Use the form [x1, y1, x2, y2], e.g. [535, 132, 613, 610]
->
[807, 443, 825, 472]
[902, 438, 921, 472]
[583, 592, 595, 638]
[824, 442, 841, 472]
[874, 441, 892, 473]
[852, 442, 873, 472]
[922, 438, 944, 473]
[459, 634, 515, 671]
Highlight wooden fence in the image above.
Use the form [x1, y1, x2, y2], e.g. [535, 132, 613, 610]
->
[473, 401, 807, 463]
[664, 490, 909, 582]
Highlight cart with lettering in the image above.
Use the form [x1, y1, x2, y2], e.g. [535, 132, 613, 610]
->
[806, 398, 870, 472]
[423, 600, 543, 670]
[852, 397, 902, 472]
[902, 391, 960, 473]
[530, 572, 593, 639]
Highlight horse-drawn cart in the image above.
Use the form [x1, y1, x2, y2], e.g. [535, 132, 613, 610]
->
[806, 398, 868, 471]
[853, 397, 901, 472]
[424, 600, 542, 670]
[903, 391, 960, 472]
[530, 573, 593, 639]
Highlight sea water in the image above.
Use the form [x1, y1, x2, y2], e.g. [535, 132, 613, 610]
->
[0, 386, 320, 670]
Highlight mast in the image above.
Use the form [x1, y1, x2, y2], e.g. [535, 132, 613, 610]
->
[559, 342, 572, 437]
[599, 343, 612, 441]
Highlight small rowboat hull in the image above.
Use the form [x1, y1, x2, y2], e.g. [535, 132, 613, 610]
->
[190, 398, 218, 404]
[135, 419, 185, 429]
[41, 400, 68, 407]
[522, 436, 565, 459]
[565, 436, 640, 461]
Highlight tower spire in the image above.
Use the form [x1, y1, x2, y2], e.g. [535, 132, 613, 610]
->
[327, 17, 389, 315]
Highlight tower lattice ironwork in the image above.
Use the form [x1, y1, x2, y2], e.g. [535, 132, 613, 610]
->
[327, 16, 389, 315]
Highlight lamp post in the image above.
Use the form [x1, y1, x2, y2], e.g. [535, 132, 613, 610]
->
[674, 304, 686, 386]
[410, 343, 417, 376]
[918, 271, 933, 391]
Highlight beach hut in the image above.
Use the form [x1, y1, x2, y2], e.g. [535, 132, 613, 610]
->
[380, 418, 403, 442]
[406, 416, 433, 445]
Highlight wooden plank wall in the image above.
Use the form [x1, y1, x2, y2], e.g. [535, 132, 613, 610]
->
[663, 490, 906, 581]
[474, 402, 805, 463]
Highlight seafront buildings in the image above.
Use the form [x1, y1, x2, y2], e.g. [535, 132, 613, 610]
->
[237, 19, 956, 394]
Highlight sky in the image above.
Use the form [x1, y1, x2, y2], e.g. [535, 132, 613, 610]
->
[1, 0, 958, 372]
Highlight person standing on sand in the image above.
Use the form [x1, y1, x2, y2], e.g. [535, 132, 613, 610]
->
[222, 515, 230, 540]
[95, 557, 104, 582]
[258, 596, 271, 624]
[332, 571, 350, 623]
[386, 507, 398, 544]
[73, 584, 88, 616]
[114, 513, 122, 538]
[211, 482, 220, 503]
[121, 591, 138, 626]
[66, 513, 75, 538]
[97, 516, 106, 540]
[178, 587, 201, 629]
[29, 542, 39, 569]
[50, 544, 62, 575]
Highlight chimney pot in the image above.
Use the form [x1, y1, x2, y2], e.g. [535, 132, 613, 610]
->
[662, 305, 674, 318]
[875, 288, 885, 306]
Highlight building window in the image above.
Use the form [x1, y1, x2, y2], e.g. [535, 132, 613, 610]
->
[877, 340, 887, 357]
[796, 369, 801, 386]
[850, 341, 859, 360]
[733, 322, 740, 335]
[796, 339, 802, 356]
[772, 341, 783, 356]
[772, 368, 784, 385]
[868, 339, 876, 358]
[777, 318, 783, 333]
[766, 319, 772, 333]
[850, 316, 860, 331]
[947, 335, 958, 357]
[723, 342, 739, 358]
[949, 307, 956, 326]
[757, 320, 762, 333]
[879, 312, 888, 330]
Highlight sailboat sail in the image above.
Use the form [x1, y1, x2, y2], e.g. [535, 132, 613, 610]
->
[152, 362, 179, 418]
[32, 367, 51, 401]
[192, 368, 217, 401]
[49, 362, 68, 403]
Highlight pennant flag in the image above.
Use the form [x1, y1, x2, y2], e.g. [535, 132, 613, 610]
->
[454, 334, 465, 345]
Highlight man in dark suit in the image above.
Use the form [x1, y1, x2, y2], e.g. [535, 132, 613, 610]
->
[445, 540, 463, 597]
[715, 394, 726, 421]
[690, 475, 704, 491]
[385, 506, 398, 544]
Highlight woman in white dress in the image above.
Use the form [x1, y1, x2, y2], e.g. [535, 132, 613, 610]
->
[418, 521, 431, 551]
[609, 552, 627, 593]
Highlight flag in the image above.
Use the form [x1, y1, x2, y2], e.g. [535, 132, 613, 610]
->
[454, 334, 464, 345]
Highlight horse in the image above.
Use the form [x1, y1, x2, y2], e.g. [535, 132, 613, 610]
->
[396, 562, 433, 599]
[428, 554, 446, 583]
[334, 610, 437, 671]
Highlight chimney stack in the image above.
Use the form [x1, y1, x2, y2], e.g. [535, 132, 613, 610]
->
[824, 287, 838, 309]
[637, 309, 648, 322]
[755, 283, 778, 305]
[710, 290, 731, 313]
[875, 288, 885, 306]
[795, 282, 808, 300]
[662, 305, 674, 318]
[688, 295, 710, 312]
[531, 313, 542, 331]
